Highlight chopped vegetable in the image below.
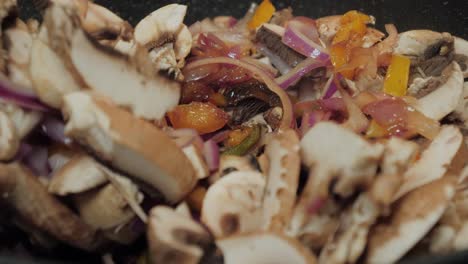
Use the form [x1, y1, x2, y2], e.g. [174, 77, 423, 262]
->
[168, 102, 229, 134]
[383, 54, 411, 97]
[366, 120, 388, 138]
[332, 10, 372, 45]
[282, 18, 329, 59]
[225, 127, 253, 148]
[223, 125, 261, 156]
[248, 0, 276, 30]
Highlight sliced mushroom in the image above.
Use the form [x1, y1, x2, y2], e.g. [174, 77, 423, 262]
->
[366, 176, 456, 264]
[395, 30, 454, 64]
[0, 0, 17, 73]
[0, 110, 19, 160]
[0, 162, 101, 251]
[74, 182, 136, 230]
[315, 15, 341, 46]
[29, 31, 82, 108]
[0, 101, 42, 139]
[62, 91, 197, 203]
[79, 2, 132, 41]
[299, 121, 384, 198]
[48, 154, 108, 195]
[381, 137, 419, 176]
[217, 232, 317, 264]
[318, 139, 418, 264]
[394, 125, 464, 200]
[134, 4, 192, 79]
[451, 81, 468, 131]
[147, 205, 212, 264]
[289, 122, 384, 237]
[319, 194, 379, 264]
[3, 19, 34, 92]
[453, 37, 468, 77]
[134, 4, 190, 57]
[51, 0, 132, 41]
[262, 129, 300, 232]
[209, 154, 260, 184]
[44, 4, 181, 120]
[201, 170, 265, 238]
[411, 62, 464, 121]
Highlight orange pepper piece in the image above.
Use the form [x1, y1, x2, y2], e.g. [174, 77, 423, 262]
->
[225, 127, 253, 148]
[330, 44, 355, 79]
[168, 102, 229, 134]
[333, 10, 371, 45]
[248, 0, 276, 30]
[366, 120, 388, 138]
[383, 54, 411, 97]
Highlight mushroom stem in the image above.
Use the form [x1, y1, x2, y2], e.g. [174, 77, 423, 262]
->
[0, 163, 102, 251]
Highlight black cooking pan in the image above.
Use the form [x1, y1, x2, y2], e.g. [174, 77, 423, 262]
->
[6, 0, 468, 263]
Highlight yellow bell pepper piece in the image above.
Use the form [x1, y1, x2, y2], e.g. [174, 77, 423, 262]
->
[383, 54, 411, 97]
[248, 0, 276, 30]
[366, 120, 388, 138]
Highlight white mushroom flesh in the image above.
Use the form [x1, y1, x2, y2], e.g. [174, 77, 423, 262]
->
[217, 232, 317, 264]
[201, 170, 265, 238]
[147, 205, 211, 264]
[62, 91, 197, 203]
[394, 125, 463, 200]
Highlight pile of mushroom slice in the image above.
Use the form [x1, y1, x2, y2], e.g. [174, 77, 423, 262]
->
[0, 0, 468, 263]
[0, 0, 200, 254]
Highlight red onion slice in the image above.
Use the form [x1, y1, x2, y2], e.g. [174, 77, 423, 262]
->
[22, 145, 50, 177]
[322, 74, 343, 99]
[0, 74, 52, 112]
[203, 139, 220, 172]
[41, 116, 73, 145]
[282, 19, 329, 60]
[275, 58, 327, 89]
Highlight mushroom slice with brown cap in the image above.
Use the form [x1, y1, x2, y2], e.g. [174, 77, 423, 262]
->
[318, 138, 420, 264]
[201, 170, 265, 238]
[217, 232, 317, 264]
[208, 154, 260, 184]
[50, 0, 132, 41]
[48, 154, 108, 196]
[134, 4, 191, 58]
[134, 4, 192, 79]
[0, 162, 101, 251]
[147, 205, 211, 264]
[395, 30, 454, 64]
[319, 194, 379, 264]
[262, 129, 300, 232]
[74, 182, 137, 230]
[3, 19, 34, 92]
[0, 101, 42, 139]
[0, 0, 17, 73]
[411, 62, 464, 121]
[394, 125, 464, 200]
[451, 81, 468, 131]
[0, 110, 19, 160]
[366, 176, 456, 264]
[454, 37, 468, 77]
[288, 122, 383, 237]
[62, 91, 197, 203]
[29, 30, 82, 108]
[44, 5, 181, 120]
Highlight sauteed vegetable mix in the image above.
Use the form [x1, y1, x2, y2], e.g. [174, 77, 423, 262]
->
[0, 0, 467, 263]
